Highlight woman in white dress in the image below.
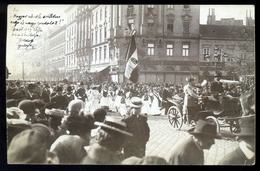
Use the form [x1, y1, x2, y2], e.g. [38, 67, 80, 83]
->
[141, 92, 151, 115]
[150, 88, 162, 116]
[89, 86, 100, 114]
[119, 95, 127, 117]
[100, 86, 110, 111]
[114, 89, 123, 112]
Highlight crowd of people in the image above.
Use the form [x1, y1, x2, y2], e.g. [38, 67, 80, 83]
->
[6, 73, 255, 165]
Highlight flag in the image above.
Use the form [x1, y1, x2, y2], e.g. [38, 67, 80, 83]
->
[124, 31, 138, 83]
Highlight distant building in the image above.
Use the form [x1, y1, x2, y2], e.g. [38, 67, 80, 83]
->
[207, 8, 243, 26]
[199, 24, 255, 81]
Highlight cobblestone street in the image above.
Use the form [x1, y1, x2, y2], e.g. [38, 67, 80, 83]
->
[108, 111, 239, 165]
[145, 114, 239, 165]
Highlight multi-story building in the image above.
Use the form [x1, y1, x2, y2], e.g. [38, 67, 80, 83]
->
[46, 26, 66, 81]
[66, 5, 201, 84]
[65, 6, 78, 82]
[199, 9, 255, 81]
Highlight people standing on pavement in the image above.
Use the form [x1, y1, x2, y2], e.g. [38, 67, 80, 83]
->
[150, 87, 162, 116]
[168, 119, 221, 165]
[218, 115, 255, 165]
[210, 71, 224, 96]
[141, 90, 151, 115]
[89, 85, 100, 113]
[26, 83, 40, 100]
[183, 76, 199, 124]
[100, 85, 110, 111]
[122, 97, 150, 158]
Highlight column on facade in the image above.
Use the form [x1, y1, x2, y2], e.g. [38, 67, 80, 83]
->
[140, 5, 146, 35]
[157, 5, 163, 35]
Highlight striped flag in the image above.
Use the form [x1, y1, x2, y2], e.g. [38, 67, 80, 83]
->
[124, 31, 138, 83]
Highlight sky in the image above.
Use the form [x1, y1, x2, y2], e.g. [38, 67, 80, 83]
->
[200, 5, 255, 25]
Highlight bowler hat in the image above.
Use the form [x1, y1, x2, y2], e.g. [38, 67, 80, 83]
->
[18, 100, 37, 115]
[129, 97, 143, 108]
[188, 119, 222, 139]
[233, 115, 255, 137]
[94, 117, 132, 136]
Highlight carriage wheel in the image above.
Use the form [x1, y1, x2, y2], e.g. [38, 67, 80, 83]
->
[206, 116, 220, 133]
[167, 106, 183, 129]
[230, 119, 241, 133]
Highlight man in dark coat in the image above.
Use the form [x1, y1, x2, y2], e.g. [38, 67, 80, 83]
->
[75, 82, 87, 102]
[210, 72, 224, 95]
[51, 86, 66, 110]
[168, 119, 221, 165]
[122, 97, 150, 158]
[25, 83, 40, 100]
[218, 115, 255, 165]
[162, 85, 172, 115]
[41, 84, 51, 103]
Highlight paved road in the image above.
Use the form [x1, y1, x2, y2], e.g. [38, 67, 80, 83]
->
[108, 111, 239, 165]
[145, 114, 239, 165]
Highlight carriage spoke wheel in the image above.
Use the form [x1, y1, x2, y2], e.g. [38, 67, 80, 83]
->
[167, 106, 183, 129]
[230, 119, 241, 133]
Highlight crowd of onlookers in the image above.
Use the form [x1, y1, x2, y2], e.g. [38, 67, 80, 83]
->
[6, 76, 255, 165]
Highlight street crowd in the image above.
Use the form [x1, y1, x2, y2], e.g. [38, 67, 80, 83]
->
[6, 73, 255, 165]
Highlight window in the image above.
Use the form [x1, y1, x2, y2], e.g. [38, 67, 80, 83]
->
[203, 48, 210, 61]
[167, 19, 174, 32]
[183, 21, 189, 34]
[99, 47, 102, 61]
[148, 43, 155, 55]
[100, 9, 102, 20]
[95, 49, 97, 62]
[96, 12, 98, 23]
[214, 47, 222, 61]
[166, 44, 174, 56]
[104, 46, 107, 59]
[182, 44, 189, 56]
[105, 7, 107, 18]
[167, 5, 174, 9]
[95, 29, 98, 44]
[100, 27, 102, 43]
[148, 19, 154, 27]
[104, 26, 107, 39]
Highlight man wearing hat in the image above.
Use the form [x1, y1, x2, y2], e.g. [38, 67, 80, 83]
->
[51, 86, 66, 110]
[168, 119, 221, 165]
[219, 115, 255, 165]
[75, 82, 87, 102]
[64, 85, 75, 107]
[81, 117, 132, 164]
[183, 76, 199, 124]
[26, 83, 40, 100]
[18, 100, 39, 123]
[210, 71, 224, 95]
[122, 97, 150, 158]
[41, 84, 51, 103]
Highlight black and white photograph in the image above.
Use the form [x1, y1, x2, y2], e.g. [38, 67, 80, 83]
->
[5, 4, 255, 165]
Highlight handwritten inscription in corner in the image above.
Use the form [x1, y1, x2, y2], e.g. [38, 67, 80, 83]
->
[9, 8, 65, 50]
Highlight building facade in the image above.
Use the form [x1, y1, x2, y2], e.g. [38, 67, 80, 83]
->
[199, 11, 255, 82]
[65, 5, 201, 84]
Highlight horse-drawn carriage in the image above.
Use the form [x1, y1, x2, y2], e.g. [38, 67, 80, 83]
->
[166, 94, 242, 133]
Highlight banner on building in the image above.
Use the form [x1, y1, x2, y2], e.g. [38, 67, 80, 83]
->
[124, 31, 138, 83]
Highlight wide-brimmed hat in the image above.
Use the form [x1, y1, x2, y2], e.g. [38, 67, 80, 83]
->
[233, 115, 255, 137]
[129, 97, 143, 108]
[188, 119, 222, 139]
[94, 117, 132, 136]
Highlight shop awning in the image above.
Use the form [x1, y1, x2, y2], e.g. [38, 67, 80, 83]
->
[89, 66, 110, 73]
